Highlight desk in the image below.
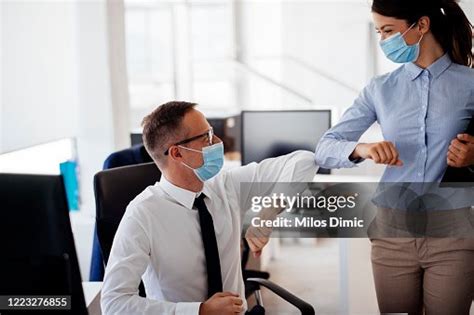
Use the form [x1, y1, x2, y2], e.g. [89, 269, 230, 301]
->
[82, 282, 102, 315]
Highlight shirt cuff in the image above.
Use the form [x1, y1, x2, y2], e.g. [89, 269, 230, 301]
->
[176, 302, 202, 315]
[341, 141, 364, 168]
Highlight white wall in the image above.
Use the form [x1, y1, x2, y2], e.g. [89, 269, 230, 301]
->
[1, 1, 79, 153]
[1, 0, 130, 208]
[1, 0, 131, 278]
[461, 0, 474, 21]
[282, 1, 371, 97]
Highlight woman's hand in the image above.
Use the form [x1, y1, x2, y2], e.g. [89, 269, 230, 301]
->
[447, 134, 474, 168]
[351, 141, 403, 166]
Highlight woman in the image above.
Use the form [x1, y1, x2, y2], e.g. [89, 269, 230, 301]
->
[315, 0, 474, 314]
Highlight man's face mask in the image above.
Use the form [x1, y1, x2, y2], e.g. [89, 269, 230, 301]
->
[179, 142, 224, 182]
[164, 127, 224, 182]
[380, 22, 424, 64]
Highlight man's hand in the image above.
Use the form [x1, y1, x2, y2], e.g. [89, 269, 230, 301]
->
[447, 134, 474, 168]
[351, 141, 403, 166]
[245, 225, 272, 258]
[199, 292, 244, 315]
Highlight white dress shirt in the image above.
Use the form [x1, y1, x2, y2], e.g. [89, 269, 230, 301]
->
[101, 150, 317, 315]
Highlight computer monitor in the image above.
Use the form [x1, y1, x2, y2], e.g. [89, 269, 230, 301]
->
[241, 110, 331, 173]
[130, 132, 143, 146]
[0, 174, 87, 314]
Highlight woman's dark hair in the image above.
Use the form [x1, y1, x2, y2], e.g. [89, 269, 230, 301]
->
[372, 0, 473, 67]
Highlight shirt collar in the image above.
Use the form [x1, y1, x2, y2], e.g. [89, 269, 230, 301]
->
[160, 175, 210, 210]
[405, 53, 452, 81]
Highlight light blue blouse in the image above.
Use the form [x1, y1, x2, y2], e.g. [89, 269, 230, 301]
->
[315, 54, 474, 183]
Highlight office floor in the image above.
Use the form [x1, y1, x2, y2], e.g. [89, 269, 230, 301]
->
[251, 239, 474, 315]
[250, 238, 341, 314]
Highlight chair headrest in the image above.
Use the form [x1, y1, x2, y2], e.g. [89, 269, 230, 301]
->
[94, 162, 161, 220]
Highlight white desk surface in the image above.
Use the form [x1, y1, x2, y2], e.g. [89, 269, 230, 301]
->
[313, 174, 380, 182]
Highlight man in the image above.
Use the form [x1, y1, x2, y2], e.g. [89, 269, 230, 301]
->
[101, 101, 317, 315]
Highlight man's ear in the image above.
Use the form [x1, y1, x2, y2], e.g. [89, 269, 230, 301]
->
[168, 146, 182, 161]
[418, 16, 431, 35]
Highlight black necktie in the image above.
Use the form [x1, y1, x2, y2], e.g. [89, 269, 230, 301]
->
[194, 194, 223, 298]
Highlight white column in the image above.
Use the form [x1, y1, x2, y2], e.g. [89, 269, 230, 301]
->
[232, 0, 248, 109]
[471, 1, 474, 30]
[233, 0, 247, 64]
[107, 0, 131, 150]
[366, 21, 378, 81]
[172, 2, 193, 100]
[76, 0, 113, 212]
[233, 0, 284, 109]
[0, 1, 3, 153]
[75, 0, 131, 214]
[467, 0, 474, 20]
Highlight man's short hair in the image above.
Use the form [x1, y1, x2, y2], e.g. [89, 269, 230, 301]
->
[141, 101, 197, 168]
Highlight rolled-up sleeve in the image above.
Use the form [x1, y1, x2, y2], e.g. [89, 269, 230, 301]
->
[315, 79, 377, 169]
[225, 150, 318, 214]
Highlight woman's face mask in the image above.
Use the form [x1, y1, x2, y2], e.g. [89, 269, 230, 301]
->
[380, 22, 424, 64]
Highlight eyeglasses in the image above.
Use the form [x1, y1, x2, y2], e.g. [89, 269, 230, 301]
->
[164, 128, 214, 155]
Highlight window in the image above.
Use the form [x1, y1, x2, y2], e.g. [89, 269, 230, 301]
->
[125, 3, 175, 127]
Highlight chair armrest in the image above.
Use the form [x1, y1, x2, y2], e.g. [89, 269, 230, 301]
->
[246, 278, 315, 315]
[243, 269, 270, 280]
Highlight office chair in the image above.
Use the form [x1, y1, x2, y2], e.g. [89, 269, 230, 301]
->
[103, 144, 153, 169]
[94, 162, 315, 315]
[89, 144, 153, 282]
[94, 162, 159, 298]
[242, 238, 270, 298]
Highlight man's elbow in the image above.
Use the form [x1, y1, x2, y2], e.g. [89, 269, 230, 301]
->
[292, 150, 319, 176]
[292, 150, 317, 165]
[101, 291, 115, 315]
[101, 290, 128, 315]
[296, 150, 316, 162]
